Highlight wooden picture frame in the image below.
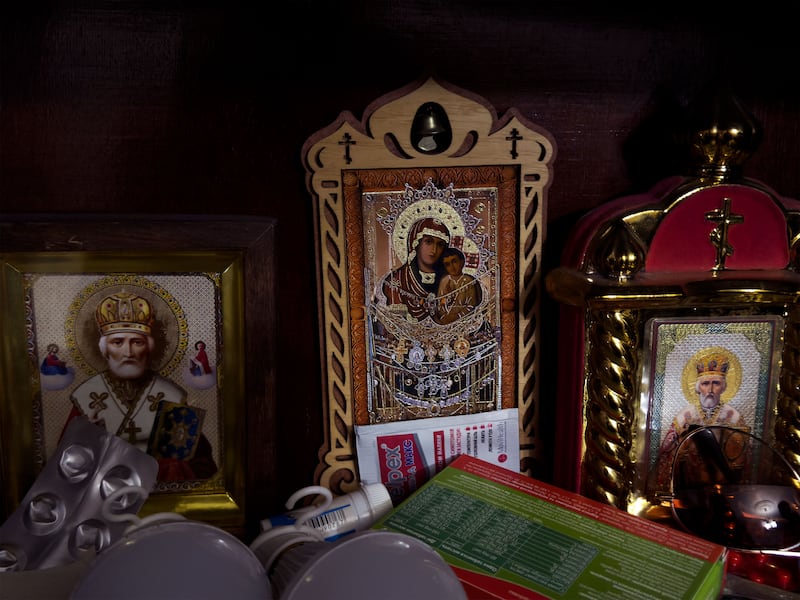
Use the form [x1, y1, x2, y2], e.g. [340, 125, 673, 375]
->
[302, 77, 556, 493]
[0, 215, 276, 535]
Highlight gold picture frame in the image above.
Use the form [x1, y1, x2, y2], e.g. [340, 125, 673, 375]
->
[0, 215, 276, 534]
[637, 315, 784, 499]
[302, 77, 556, 492]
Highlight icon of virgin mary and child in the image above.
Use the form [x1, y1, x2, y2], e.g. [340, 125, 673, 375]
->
[369, 205, 497, 418]
[376, 216, 482, 326]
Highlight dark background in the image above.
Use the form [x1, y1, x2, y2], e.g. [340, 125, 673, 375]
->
[3, 1, 799, 536]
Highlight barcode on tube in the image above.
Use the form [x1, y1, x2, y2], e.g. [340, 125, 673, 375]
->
[309, 507, 347, 531]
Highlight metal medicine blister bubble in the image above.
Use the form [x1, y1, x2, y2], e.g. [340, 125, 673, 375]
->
[0, 417, 158, 571]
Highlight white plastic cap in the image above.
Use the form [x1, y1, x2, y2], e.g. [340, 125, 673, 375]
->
[278, 530, 467, 600]
[358, 482, 393, 522]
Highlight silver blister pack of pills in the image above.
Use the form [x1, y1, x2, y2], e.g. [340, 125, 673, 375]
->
[0, 416, 158, 571]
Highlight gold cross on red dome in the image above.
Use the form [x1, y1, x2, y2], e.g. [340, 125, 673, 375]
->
[705, 197, 744, 271]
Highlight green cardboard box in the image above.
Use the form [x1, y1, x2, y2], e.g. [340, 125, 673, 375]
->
[373, 454, 726, 599]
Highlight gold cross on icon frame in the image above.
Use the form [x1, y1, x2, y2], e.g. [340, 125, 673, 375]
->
[705, 197, 744, 271]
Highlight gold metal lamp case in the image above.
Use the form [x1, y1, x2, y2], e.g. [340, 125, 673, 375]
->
[546, 92, 800, 520]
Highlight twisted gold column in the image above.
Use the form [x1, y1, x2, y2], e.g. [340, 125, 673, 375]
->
[776, 304, 800, 470]
[582, 308, 640, 508]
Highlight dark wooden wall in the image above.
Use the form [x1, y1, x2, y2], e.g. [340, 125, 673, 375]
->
[3, 1, 799, 533]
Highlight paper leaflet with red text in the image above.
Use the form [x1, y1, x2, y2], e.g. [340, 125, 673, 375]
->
[354, 408, 519, 505]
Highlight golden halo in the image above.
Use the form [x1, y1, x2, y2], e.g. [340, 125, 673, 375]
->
[392, 199, 465, 265]
[681, 345, 741, 407]
[65, 275, 189, 377]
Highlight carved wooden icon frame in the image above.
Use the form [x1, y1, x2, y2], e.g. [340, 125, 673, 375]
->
[302, 77, 556, 493]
